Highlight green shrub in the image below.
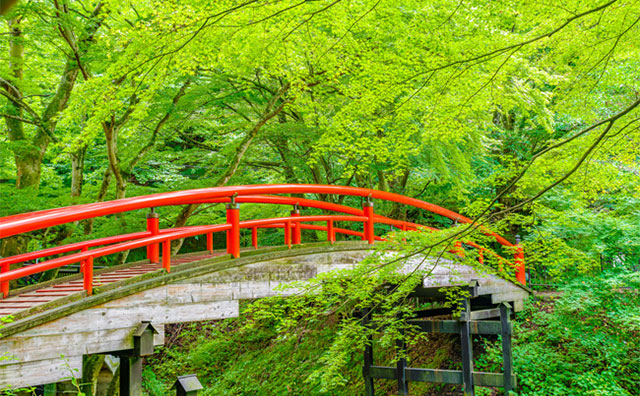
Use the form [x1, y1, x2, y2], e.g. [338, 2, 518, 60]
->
[511, 271, 640, 395]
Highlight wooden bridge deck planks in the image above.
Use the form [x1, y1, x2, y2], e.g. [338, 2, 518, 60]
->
[0, 253, 222, 318]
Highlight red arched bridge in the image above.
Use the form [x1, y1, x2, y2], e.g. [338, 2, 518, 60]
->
[0, 184, 529, 394]
[0, 184, 525, 301]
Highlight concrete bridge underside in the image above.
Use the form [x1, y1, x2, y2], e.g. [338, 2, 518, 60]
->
[0, 242, 529, 389]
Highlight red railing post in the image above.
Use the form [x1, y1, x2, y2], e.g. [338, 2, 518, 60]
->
[327, 219, 335, 244]
[454, 241, 465, 257]
[163, 239, 171, 272]
[0, 262, 9, 298]
[83, 256, 93, 296]
[80, 246, 88, 274]
[251, 227, 258, 249]
[226, 199, 240, 258]
[206, 232, 213, 254]
[146, 209, 160, 263]
[291, 205, 301, 245]
[478, 249, 484, 265]
[363, 198, 375, 244]
[284, 221, 292, 248]
[515, 235, 525, 285]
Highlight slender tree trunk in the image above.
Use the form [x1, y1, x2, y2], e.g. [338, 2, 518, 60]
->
[105, 364, 119, 396]
[70, 144, 87, 198]
[104, 120, 128, 200]
[81, 355, 106, 396]
[103, 121, 130, 264]
[83, 168, 112, 235]
[1, 21, 33, 260]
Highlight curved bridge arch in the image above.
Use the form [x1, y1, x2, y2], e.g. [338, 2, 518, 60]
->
[0, 242, 530, 389]
[0, 184, 525, 301]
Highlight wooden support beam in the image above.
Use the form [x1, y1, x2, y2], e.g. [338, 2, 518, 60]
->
[412, 307, 454, 318]
[408, 280, 479, 299]
[396, 332, 408, 395]
[413, 306, 501, 320]
[470, 308, 501, 320]
[361, 308, 375, 396]
[368, 367, 517, 388]
[459, 297, 475, 396]
[500, 302, 514, 395]
[119, 355, 142, 396]
[406, 319, 509, 335]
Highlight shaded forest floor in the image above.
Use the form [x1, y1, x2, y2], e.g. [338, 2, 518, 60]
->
[143, 270, 639, 396]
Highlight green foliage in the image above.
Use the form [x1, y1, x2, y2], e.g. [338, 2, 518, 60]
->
[1, 1, 640, 393]
[145, 315, 361, 396]
[480, 271, 640, 396]
[142, 366, 165, 396]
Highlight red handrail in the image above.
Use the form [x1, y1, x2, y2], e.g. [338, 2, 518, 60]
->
[254, 223, 385, 241]
[0, 185, 511, 246]
[0, 215, 376, 295]
[0, 198, 420, 272]
[0, 228, 191, 268]
[0, 185, 525, 298]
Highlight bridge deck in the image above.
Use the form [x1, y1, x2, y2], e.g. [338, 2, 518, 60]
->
[0, 252, 223, 319]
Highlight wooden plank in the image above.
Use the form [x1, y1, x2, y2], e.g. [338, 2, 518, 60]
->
[412, 307, 453, 318]
[369, 367, 516, 388]
[406, 320, 508, 335]
[409, 281, 478, 299]
[0, 356, 83, 388]
[370, 366, 395, 379]
[470, 308, 501, 320]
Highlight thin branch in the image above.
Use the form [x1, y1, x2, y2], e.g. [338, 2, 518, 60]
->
[0, 113, 40, 125]
[124, 0, 260, 76]
[282, 0, 343, 41]
[438, 0, 464, 28]
[487, 96, 640, 218]
[404, 0, 619, 84]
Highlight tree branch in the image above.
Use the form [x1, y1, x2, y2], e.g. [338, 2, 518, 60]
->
[125, 80, 191, 172]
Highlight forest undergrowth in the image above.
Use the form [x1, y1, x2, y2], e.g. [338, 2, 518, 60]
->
[143, 270, 639, 396]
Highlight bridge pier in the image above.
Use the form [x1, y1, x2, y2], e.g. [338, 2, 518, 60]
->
[362, 283, 519, 396]
[118, 355, 142, 396]
[362, 200, 375, 244]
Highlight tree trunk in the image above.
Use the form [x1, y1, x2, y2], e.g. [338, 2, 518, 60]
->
[84, 168, 111, 235]
[1, 7, 103, 260]
[103, 121, 130, 264]
[104, 120, 128, 200]
[70, 144, 87, 198]
[81, 354, 106, 396]
[0, 21, 39, 260]
[3, 19, 44, 190]
[105, 364, 119, 396]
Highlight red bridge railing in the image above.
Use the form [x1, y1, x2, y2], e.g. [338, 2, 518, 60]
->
[0, 184, 525, 298]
